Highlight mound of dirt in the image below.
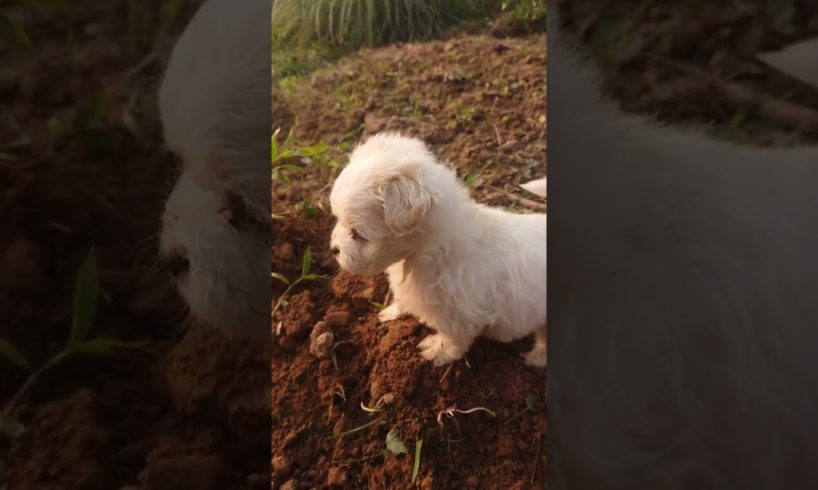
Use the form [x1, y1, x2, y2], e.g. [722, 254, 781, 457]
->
[275, 34, 547, 215]
[273, 33, 547, 489]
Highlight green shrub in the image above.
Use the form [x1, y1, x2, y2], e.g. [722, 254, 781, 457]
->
[272, 0, 501, 48]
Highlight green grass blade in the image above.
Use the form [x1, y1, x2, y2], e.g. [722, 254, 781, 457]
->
[412, 435, 423, 483]
[272, 272, 291, 285]
[65, 338, 150, 356]
[300, 273, 326, 281]
[0, 13, 34, 54]
[301, 246, 313, 276]
[70, 248, 100, 341]
[0, 338, 31, 371]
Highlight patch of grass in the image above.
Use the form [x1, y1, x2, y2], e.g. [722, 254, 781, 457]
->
[278, 75, 300, 95]
[272, 127, 336, 185]
[48, 96, 121, 157]
[0, 0, 71, 55]
[272, 0, 501, 49]
[296, 197, 319, 217]
[464, 161, 493, 190]
[272, 42, 347, 80]
[500, 0, 546, 25]
[0, 248, 149, 440]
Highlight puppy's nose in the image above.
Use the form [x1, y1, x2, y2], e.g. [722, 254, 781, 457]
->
[330, 246, 340, 256]
[161, 252, 190, 278]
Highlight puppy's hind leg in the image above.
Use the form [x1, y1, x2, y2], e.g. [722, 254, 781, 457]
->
[524, 324, 547, 368]
[378, 301, 405, 322]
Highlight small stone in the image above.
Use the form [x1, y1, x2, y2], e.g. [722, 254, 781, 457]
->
[309, 321, 334, 358]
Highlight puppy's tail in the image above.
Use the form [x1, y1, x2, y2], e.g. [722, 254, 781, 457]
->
[520, 177, 547, 198]
[758, 37, 818, 90]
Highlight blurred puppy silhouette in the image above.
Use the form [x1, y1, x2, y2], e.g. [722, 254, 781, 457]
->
[548, 8, 818, 490]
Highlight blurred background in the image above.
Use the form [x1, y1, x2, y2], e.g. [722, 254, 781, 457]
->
[0, 2, 270, 489]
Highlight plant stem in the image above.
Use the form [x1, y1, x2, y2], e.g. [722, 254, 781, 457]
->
[2, 350, 69, 418]
[333, 450, 387, 465]
[327, 415, 386, 440]
[272, 277, 304, 316]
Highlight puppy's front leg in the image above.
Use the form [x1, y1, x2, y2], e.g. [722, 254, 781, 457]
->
[418, 329, 475, 367]
[524, 324, 547, 368]
[378, 301, 405, 322]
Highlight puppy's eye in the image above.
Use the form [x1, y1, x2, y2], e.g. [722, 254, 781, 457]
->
[350, 228, 367, 242]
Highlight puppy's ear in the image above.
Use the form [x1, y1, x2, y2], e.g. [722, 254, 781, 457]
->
[379, 174, 433, 236]
[219, 190, 268, 234]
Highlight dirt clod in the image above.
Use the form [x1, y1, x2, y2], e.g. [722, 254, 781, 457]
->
[309, 323, 334, 358]
[279, 478, 299, 490]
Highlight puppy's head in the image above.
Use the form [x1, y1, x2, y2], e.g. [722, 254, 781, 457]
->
[329, 133, 440, 275]
[159, 171, 269, 338]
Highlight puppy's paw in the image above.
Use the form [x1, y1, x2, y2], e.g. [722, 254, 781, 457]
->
[418, 334, 467, 367]
[378, 303, 403, 322]
[523, 346, 547, 368]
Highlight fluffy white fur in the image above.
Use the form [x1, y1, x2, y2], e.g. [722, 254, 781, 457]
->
[329, 133, 547, 367]
[160, 172, 270, 336]
[157, 0, 270, 338]
[548, 8, 818, 489]
[520, 176, 547, 197]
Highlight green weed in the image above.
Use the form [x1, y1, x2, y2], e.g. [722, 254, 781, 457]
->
[0, 248, 149, 440]
[272, 247, 327, 316]
[272, 127, 339, 186]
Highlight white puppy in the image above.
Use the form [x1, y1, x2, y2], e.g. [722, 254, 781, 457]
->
[157, 0, 271, 338]
[329, 133, 547, 367]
